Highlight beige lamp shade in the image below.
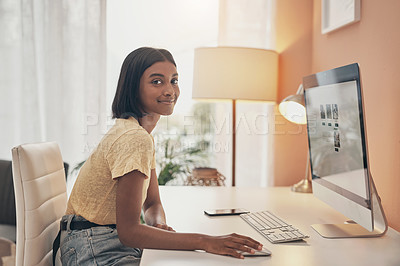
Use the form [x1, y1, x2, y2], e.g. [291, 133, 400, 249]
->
[192, 47, 278, 101]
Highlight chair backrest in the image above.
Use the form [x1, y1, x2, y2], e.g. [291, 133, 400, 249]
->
[11, 142, 67, 266]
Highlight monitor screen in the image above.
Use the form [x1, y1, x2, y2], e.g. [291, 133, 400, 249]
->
[304, 63, 374, 232]
[306, 80, 370, 205]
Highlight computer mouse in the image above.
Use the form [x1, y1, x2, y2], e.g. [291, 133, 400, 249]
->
[239, 247, 271, 257]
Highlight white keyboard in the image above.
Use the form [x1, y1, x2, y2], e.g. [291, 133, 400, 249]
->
[240, 211, 309, 243]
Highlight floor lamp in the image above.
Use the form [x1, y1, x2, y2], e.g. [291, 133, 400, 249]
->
[278, 84, 312, 193]
[192, 47, 278, 186]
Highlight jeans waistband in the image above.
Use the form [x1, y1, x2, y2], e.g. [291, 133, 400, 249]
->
[60, 215, 116, 231]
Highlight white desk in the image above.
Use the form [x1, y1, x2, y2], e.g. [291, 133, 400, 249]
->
[141, 186, 400, 266]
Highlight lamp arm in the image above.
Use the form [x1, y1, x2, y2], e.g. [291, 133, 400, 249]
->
[296, 84, 304, 95]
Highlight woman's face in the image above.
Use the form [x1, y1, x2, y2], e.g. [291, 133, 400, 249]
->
[139, 61, 180, 116]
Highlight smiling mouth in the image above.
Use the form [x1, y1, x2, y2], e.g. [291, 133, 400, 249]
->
[157, 99, 175, 104]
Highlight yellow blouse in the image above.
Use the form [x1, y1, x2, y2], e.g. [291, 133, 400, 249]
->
[66, 117, 155, 225]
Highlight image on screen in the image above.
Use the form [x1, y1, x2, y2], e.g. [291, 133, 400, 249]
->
[305, 80, 370, 206]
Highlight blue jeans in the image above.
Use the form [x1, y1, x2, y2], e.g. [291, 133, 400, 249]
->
[60, 215, 142, 265]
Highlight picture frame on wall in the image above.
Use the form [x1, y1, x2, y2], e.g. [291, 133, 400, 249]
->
[321, 0, 361, 34]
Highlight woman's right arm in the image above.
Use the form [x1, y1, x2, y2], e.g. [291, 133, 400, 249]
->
[116, 170, 263, 259]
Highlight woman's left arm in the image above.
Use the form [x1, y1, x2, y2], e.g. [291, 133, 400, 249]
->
[142, 169, 175, 231]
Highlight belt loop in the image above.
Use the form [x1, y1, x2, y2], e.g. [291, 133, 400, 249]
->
[66, 215, 74, 232]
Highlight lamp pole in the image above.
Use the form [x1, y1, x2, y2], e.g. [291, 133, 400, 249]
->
[232, 99, 236, 187]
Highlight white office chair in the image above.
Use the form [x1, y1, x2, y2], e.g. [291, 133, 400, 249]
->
[11, 142, 67, 266]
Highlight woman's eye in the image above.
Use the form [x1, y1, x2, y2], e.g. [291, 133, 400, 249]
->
[152, 79, 162, 85]
[171, 79, 178, 85]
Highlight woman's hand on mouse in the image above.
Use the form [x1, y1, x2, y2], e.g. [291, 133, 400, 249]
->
[202, 233, 263, 259]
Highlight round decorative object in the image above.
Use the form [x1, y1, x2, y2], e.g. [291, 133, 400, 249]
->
[185, 167, 226, 186]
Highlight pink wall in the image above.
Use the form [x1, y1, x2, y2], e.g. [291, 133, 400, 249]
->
[312, 0, 400, 231]
[274, 0, 400, 231]
[274, 0, 313, 186]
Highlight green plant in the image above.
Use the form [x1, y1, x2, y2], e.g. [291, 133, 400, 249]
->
[157, 138, 207, 185]
[156, 102, 215, 185]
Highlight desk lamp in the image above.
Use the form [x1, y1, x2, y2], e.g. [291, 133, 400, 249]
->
[192, 47, 278, 186]
[278, 84, 312, 193]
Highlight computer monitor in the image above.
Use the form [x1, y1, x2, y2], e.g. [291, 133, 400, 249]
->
[303, 63, 388, 238]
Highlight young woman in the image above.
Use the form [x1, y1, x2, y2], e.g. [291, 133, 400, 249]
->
[60, 47, 262, 265]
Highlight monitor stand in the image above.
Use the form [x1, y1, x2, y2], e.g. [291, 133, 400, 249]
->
[311, 176, 388, 238]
